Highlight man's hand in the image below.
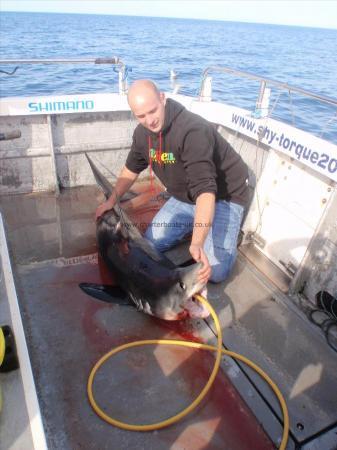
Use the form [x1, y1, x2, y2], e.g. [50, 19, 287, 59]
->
[189, 244, 211, 285]
[95, 199, 114, 220]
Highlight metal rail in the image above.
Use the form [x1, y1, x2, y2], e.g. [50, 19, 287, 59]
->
[0, 57, 128, 95]
[0, 57, 122, 65]
[200, 66, 337, 107]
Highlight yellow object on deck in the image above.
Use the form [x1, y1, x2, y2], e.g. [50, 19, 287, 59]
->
[0, 327, 5, 412]
[88, 294, 290, 450]
[0, 328, 5, 366]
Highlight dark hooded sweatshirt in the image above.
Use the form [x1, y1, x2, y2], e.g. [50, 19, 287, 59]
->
[126, 98, 249, 207]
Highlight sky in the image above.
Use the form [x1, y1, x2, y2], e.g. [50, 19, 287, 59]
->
[1, 0, 337, 29]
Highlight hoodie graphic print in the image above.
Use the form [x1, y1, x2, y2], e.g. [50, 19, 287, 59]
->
[148, 133, 176, 165]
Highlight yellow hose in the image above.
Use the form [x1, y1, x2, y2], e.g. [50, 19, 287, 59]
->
[88, 294, 289, 449]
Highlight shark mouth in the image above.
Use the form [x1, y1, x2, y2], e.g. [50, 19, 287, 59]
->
[183, 283, 210, 319]
[154, 292, 210, 321]
[185, 296, 210, 319]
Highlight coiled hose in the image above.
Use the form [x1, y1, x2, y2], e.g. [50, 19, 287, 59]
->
[88, 294, 289, 449]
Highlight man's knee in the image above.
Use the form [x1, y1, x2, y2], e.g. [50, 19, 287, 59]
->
[208, 252, 237, 283]
[209, 265, 232, 283]
[144, 226, 169, 251]
[145, 224, 161, 242]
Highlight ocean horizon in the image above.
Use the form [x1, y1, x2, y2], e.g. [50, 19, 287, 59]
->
[1, 11, 336, 140]
[2, 10, 337, 30]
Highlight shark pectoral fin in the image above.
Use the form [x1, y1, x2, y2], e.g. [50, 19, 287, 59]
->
[79, 283, 133, 305]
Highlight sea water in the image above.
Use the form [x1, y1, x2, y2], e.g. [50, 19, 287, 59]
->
[0, 12, 336, 141]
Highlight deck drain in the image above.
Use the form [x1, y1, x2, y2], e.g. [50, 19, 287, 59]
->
[296, 422, 304, 431]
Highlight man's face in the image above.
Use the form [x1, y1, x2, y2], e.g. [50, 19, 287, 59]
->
[130, 92, 166, 133]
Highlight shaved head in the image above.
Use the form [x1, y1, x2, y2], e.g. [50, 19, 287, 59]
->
[127, 79, 160, 104]
[127, 80, 166, 133]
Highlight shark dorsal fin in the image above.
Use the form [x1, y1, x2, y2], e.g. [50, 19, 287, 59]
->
[85, 153, 138, 202]
[85, 153, 113, 199]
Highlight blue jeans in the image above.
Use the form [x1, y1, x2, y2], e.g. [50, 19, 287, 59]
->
[144, 197, 244, 283]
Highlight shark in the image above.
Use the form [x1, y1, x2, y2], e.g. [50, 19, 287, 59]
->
[80, 154, 207, 320]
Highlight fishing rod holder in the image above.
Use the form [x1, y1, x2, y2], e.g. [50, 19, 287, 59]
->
[199, 76, 212, 102]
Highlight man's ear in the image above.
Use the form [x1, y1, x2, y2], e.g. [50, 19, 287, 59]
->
[160, 92, 166, 105]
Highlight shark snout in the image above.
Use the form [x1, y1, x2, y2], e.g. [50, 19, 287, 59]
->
[180, 262, 205, 297]
[152, 262, 206, 321]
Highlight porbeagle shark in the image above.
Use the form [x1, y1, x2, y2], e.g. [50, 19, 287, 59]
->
[80, 154, 207, 320]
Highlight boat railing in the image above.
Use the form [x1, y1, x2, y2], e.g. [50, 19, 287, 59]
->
[2, 58, 337, 108]
[199, 66, 337, 118]
[0, 57, 121, 64]
[0, 57, 129, 95]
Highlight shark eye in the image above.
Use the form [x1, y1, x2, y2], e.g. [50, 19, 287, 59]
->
[179, 282, 186, 290]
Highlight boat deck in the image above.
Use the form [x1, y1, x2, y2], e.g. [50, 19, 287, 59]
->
[1, 185, 337, 450]
[0, 266, 35, 450]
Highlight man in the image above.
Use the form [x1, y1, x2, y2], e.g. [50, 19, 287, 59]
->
[96, 79, 249, 289]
